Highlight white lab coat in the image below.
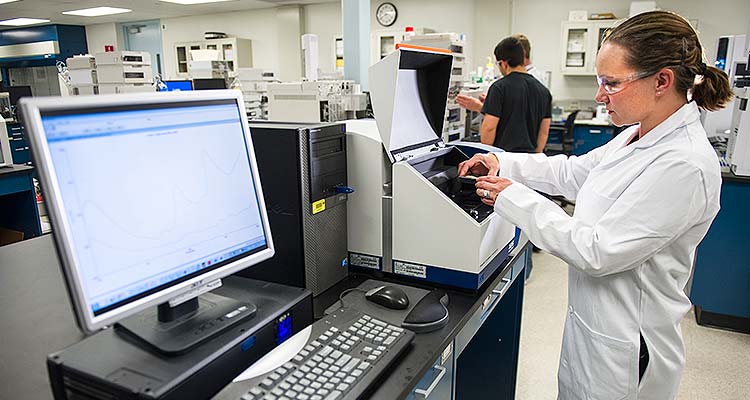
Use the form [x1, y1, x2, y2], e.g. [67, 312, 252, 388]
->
[492, 101, 721, 399]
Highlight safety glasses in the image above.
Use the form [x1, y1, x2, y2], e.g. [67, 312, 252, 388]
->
[596, 70, 655, 95]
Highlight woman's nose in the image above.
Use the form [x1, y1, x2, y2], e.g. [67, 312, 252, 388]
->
[595, 85, 609, 104]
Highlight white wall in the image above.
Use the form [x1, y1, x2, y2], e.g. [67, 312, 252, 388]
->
[304, 2, 342, 75]
[512, 0, 750, 100]
[159, 8, 279, 80]
[86, 0, 750, 99]
[85, 23, 125, 54]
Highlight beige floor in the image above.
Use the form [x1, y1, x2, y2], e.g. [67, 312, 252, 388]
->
[515, 251, 750, 399]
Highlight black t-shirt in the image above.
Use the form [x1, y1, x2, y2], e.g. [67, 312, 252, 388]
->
[481, 72, 552, 153]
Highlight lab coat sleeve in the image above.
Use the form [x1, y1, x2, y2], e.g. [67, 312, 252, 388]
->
[494, 159, 707, 277]
[493, 146, 608, 199]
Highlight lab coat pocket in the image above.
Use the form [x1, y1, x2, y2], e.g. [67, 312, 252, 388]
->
[560, 311, 636, 400]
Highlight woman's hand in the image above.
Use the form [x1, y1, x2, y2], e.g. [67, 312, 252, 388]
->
[475, 176, 513, 206]
[458, 153, 500, 177]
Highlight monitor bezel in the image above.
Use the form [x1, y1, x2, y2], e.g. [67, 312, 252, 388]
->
[18, 90, 275, 333]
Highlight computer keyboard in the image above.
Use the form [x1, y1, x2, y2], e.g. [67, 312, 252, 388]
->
[229, 307, 415, 400]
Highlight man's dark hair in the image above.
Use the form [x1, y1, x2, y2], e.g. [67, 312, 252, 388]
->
[494, 36, 525, 67]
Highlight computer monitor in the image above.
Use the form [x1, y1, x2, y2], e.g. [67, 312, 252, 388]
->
[8, 85, 32, 106]
[193, 78, 227, 90]
[18, 91, 275, 354]
[161, 80, 194, 92]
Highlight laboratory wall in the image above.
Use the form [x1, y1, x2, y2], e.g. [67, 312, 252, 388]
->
[84, 0, 750, 100]
[158, 8, 279, 80]
[85, 22, 125, 54]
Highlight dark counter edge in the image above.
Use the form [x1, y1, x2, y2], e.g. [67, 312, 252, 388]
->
[0, 164, 35, 176]
[722, 171, 750, 183]
[313, 238, 531, 400]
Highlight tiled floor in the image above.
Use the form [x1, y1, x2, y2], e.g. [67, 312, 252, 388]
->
[516, 251, 750, 399]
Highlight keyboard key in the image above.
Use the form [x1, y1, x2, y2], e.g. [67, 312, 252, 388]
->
[330, 377, 341, 384]
[363, 346, 372, 352]
[342, 357, 360, 372]
[293, 355, 304, 363]
[318, 389, 329, 396]
[269, 373, 282, 381]
[345, 340, 355, 347]
[319, 334, 330, 342]
[284, 362, 296, 370]
[311, 396, 323, 400]
[323, 371, 334, 378]
[373, 350, 382, 356]
[371, 318, 386, 326]
[296, 395, 309, 400]
[351, 336, 361, 342]
[312, 367, 323, 375]
[336, 383, 350, 392]
[340, 344, 351, 351]
[250, 388, 264, 396]
[279, 382, 291, 391]
[272, 388, 285, 396]
[330, 327, 339, 332]
[312, 355, 323, 363]
[261, 378, 275, 389]
[324, 357, 335, 365]
[316, 376, 328, 384]
[287, 377, 299, 385]
[330, 350, 343, 359]
[300, 365, 311, 373]
[319, 363, 330, 370]
[240, 393, 255, 400]
[285, 391, 297, 398]
[344, 376, 356, 384]
[324, 390, 342, 400]
[352, 369, 363, 377]
[357, 362, 370, 370]
[304, 345, 315, 352]
[318, 345, 333, 357]
[334, 354, 351, 367]
[367, 355, 377, 361]
[276, 367, 289, 376]
[299, 379, 311, 386]
[293, 371, 305, 379]
[311, 340, 322, 348]
[377, 346, 386, 351]
[335, 372, 346, 379]
[384, 336, 396, 345]
[311, 382, 323, 389]
[300, 350, 310, 358]
[332, 340, 342, 347]
[263, 394, 277, 400]
[362, 315, 371, 320]
[293, 384, 304, 392]
[303, 388, 316, 395]
[323, 383, 335, 390]
[330, 365, 340, 373]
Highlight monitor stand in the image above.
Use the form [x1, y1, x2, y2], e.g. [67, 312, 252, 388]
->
[116, 292, 257, 355]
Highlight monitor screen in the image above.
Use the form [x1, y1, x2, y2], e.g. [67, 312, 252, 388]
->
[20, 92, 274, 336]
[161, 80, 193, 92]
[8, 85, 32, 105]
[193, 78, 227, 90]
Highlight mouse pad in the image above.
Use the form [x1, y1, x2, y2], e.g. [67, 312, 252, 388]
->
[324, 279, 430, 327]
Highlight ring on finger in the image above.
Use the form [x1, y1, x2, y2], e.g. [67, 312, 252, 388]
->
[482, 189, 490, 199]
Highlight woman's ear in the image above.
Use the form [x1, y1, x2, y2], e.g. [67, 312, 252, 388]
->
[655, 68, 675, 96]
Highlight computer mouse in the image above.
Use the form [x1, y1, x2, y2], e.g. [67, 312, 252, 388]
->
[365, 285, 410, 310]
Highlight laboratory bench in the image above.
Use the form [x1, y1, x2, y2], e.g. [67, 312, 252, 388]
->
[690, 171, 750, 334]
[0, 164, 42, 243]
[0, 234, 530, 400]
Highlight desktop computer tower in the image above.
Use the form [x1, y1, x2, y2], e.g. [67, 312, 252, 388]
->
[237, 122, 349, 296]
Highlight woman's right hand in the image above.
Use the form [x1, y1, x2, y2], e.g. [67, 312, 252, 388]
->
[458, 153, 500, 177]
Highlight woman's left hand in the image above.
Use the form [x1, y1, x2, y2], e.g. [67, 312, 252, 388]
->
[475, 176, 513, 206]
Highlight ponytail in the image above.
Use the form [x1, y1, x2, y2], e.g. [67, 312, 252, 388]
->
[693, 65, 733, 112]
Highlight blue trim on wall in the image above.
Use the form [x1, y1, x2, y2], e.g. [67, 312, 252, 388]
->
[0, 25, 87, 68]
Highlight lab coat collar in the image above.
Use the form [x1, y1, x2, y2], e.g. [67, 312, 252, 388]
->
[599, 102, 699, 168]
[630, 101, 700, 149]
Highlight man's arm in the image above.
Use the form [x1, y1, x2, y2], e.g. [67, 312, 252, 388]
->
[535, 118, 551, 153]
[480, 114, 499, 146]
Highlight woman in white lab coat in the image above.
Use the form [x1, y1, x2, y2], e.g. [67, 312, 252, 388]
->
[459, 11, 732, 400]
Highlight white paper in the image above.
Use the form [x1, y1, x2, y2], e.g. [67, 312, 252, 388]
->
[190, 49, 220, 61]
[232, 325, 312, 382]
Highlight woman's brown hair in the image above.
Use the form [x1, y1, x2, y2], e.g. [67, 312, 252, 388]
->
[604, 10, 733, 111]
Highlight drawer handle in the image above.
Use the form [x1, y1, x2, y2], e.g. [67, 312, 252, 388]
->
[589, 129, 602, 134]
[414, 365, 447, 398]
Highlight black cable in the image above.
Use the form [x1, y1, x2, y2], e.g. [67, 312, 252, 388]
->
[337, 288, 368, 309]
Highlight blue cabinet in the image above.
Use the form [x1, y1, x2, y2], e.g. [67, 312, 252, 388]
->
[6, 123, 31, 166]
[454, 250, 526, 400]
[406, 341, 455, 400]
[690, 177, 750, 333]
[572, 124, 616, 155]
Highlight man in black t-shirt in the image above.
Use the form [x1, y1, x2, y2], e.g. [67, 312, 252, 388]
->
[461, 36, 552, 153]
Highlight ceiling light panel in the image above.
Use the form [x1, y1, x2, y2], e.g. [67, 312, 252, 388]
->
[0, 0, 23, 5]
[62, 7, 133, 17]
[0, 18, 51, 26]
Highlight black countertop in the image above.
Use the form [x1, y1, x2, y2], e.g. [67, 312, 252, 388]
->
[313, 240, 530, 400]
[722, 171, 750, 183]
[0, 234, 530, 400]
[0, 164, 34, 176]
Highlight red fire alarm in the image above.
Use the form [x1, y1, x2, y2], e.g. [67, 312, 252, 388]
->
[104, 45, 115, 52]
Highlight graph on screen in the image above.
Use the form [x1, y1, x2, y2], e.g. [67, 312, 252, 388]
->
[43, 103, 266, 311]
